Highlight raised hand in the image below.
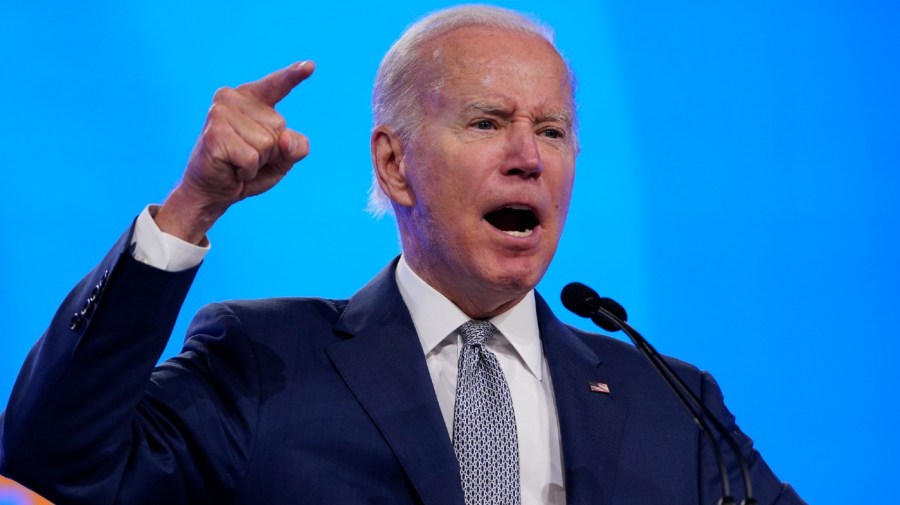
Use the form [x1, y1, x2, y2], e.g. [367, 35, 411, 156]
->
[155, 61, 315, 244]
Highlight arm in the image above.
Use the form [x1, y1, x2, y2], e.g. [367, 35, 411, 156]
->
[0, 61, 315, 504]
[1, 246, 266, 504]
[0, 231, 198, 503]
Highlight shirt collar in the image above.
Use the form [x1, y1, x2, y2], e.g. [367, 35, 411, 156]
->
[395, 255, 544, 381]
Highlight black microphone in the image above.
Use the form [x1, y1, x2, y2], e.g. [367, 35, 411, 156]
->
[561, 282, 757, 505]
[560, 282, 627, 332]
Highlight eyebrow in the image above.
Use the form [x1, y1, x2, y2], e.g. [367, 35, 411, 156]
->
[539, 110, 573, 126]
[466, 101, 510, 116]
[465, 101, 573, 126]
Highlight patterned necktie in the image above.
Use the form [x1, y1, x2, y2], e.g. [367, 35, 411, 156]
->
[452, 320, 521, 505]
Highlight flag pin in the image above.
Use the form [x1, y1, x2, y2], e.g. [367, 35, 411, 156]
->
[589, 381, 610, 394]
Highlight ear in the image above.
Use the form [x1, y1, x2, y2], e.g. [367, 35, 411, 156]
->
[371, 126, 416, 208]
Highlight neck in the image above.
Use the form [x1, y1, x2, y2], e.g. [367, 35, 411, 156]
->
[401, 254, 528, 319]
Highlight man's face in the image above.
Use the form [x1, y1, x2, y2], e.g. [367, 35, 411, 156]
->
[395, 27, 577, 317]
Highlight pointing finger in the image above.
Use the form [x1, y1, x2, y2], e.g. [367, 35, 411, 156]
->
[237, 60, 315, 106]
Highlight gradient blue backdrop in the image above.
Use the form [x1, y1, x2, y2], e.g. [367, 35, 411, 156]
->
[2, 1, 897, 503]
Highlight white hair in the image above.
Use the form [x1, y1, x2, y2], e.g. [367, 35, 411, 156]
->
[367, 4, 575, 217]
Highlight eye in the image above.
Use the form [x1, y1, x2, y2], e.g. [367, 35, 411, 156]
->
[540, 128, 564, 139]
[474, 119, 495, 130]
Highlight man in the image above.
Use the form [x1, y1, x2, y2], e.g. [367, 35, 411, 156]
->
[0, 5, 804, 505]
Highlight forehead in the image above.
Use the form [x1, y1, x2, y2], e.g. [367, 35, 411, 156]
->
[421, 26, 573, 108]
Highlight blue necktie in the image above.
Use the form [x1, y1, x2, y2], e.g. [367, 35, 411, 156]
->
[452, 320, 521, 505]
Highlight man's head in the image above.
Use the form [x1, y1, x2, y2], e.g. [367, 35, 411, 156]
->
[370, 5, 578, 318]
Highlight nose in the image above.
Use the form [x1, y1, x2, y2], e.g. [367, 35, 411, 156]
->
[502, 123, 542, 179]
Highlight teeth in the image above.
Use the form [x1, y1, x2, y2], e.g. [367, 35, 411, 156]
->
[506, 204, 531, 210]
[503, 228, 534, 238]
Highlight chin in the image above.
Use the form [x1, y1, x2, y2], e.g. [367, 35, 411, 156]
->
[483, 259, 546, 295]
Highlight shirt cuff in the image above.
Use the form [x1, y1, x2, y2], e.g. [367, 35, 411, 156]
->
[131, 205, 210, 272]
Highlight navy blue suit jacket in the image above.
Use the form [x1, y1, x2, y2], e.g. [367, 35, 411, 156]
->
[0, 228, 803, 504]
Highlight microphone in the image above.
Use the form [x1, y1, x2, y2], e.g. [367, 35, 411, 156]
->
[560, 282, 627, 332]
[561, 282, 757, 505]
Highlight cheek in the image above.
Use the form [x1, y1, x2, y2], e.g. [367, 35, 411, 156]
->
[421, 168, 474, 214]
[553, 171, 576, 217]
[406, 170, 467, 238]
[562, 177, 575, 213]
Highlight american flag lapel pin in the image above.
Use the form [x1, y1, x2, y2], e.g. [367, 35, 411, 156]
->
[589, 381, 610, 394]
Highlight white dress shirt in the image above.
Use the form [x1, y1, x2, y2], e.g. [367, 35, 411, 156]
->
[395, 257, 565, 505]
[131, 207, 565, 504]
[131, 206, 209, 271]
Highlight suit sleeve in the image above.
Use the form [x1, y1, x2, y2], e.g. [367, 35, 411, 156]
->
[697, 371, 807, 505]
[0, 227, 260, 505]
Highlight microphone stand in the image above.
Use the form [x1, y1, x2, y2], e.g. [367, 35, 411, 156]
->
[563, 283, 756, 505]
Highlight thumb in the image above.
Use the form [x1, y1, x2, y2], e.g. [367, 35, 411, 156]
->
[279, 129, 310, 164]
[242, 129, 309, 197]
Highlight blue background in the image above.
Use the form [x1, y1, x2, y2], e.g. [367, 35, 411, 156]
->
[1, 1, 897, 503]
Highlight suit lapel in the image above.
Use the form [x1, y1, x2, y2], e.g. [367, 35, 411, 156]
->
[327, 260, 464, 505]
[325, 264, 628, 504]
[537, 294, 628, 505]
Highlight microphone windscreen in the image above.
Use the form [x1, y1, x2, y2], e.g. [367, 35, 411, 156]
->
[562, 282, 629, 332]
[561, 282, 601, 317]
[598, 297, 628, 323]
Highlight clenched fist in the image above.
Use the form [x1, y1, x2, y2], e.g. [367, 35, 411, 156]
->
[156, 61, 315, 244]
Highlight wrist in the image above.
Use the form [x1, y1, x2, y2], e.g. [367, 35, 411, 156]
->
[155, 185, 226, 245]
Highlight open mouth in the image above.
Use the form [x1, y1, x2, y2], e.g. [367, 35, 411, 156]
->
[484, 205, 539, 237]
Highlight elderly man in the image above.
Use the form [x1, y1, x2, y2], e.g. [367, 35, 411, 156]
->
[0, 5, 803, 505]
